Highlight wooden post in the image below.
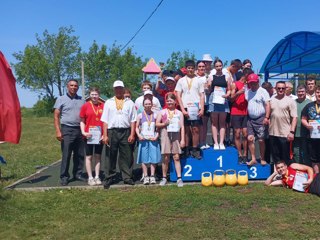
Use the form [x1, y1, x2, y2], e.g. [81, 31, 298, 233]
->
[81, 61, 85, 98]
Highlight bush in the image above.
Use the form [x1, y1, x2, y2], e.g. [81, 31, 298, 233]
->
[32, 96, 56, 117]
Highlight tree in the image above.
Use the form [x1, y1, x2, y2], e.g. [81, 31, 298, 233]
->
[83, 42, 145, 99]
[13, 26, 81, 101]
[165, 50, 196, 70]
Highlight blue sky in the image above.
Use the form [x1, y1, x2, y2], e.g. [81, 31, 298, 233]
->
[2, 0, 320, 107]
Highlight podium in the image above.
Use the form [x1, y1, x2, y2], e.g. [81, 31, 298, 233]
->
[169, 147, 271, 182]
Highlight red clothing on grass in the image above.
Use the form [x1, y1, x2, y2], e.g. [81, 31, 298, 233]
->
[282, 166, 314, 193]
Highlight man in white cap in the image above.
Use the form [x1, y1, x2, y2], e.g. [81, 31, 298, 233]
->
[101, 80, 137, 188]
[202, 54, 213, 76]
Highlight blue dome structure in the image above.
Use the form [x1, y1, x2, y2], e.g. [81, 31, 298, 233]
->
[260, 31, 320, 81]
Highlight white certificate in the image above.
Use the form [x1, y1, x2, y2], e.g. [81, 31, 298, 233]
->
[309, 120, 320, 139]
[141, 122, 155, 139]
[187, 103, 199, 120]
[167, 115, 180, 133]
[87, 126, 101, 145]
[212, 86, 226, 104]
[292, 171, 308, 192]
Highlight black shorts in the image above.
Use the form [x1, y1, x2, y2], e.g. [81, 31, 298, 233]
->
[308, 139, 320, 163]
[85, 143, 103, 155]
[309, 174, 320, 196]
[231, 115, 247, 129]
[184, 108, 203, 126]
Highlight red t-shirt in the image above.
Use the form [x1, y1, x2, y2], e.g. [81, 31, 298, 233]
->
[79, 101, 104, 135]
[230, 81, 248, 115]
[282, 166, 313, 193]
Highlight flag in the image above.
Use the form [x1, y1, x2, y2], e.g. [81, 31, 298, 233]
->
[0, 51, 21, 144]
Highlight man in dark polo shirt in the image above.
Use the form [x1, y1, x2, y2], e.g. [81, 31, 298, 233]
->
[54, 79, 85, 186]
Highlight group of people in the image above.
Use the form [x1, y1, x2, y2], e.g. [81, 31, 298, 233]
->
[53, 54, 320, 195]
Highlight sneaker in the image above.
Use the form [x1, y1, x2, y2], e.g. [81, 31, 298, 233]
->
[200, 145, 207, 150]
[94, 177, 102, 185]
[238, 156, 243, 164]
[159, 178, 167, 186]
[143, 176, 150, 185]
[140, 174, 144, 182]
[205, 144, 210, 149]
[219, 143, 226, 150]
[192, 149, 202, 159]
[214, 144, 219, 150]
[242, 156, 248, 164]
[150, 176, 156, 184]
[88, 178, 96, 186]
[60, 178, 68, 186]
[177, 178, 184, 187]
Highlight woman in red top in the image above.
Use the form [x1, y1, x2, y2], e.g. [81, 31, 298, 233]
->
[265, 160, 320, 196]
[80, 87, 104, 186]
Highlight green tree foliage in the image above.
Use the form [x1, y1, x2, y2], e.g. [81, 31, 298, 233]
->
[13, 26, 81, 101]
[83, 42, 145, 99]
[165, 50, 196, 70]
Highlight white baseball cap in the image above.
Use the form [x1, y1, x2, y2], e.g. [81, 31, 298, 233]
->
[144, 90, 153, 96]
[113, 80, 124, 88]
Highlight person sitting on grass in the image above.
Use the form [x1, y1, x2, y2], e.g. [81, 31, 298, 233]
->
[135, 97, 161, 185]
[265, 160, 320, 196]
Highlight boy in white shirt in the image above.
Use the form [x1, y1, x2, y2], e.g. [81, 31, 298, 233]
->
[175, 60, 205, 159]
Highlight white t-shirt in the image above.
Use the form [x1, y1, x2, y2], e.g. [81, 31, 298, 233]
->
[197, 75, 209, 105]
[175, 76, 204, 108]
[245, 87, 270, 118]
[134, 95, 162, 114]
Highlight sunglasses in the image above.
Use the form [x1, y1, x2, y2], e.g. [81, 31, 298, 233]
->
[277, 87, 285, 90]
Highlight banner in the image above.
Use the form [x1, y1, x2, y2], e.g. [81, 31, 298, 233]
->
[0, 51, 21, 144]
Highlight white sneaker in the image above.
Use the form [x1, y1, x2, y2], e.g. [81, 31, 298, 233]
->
[177, 178, 184, 187]
[205, 144, 210, 149]
[159, 178, 167, 186]
[200, 145, 207, 150]
[94, 177, 102, 185]
[88, 178, 96, 186]
[150, 176, 156, 184]
[214, 144, 219, 150]
[219, 143, 226, 150]
[143, 176, 150, 185]
[140, 174, 144, 182]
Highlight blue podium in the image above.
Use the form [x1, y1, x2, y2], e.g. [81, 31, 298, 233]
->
[169, 147, 271, 182]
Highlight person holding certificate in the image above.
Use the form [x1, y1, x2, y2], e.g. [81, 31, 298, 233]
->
[135, 97, 161, 185]
[156, 93, 185, 187]
[175, 60, 204, 159]
[80, 87, 104, 186]
[301, 86, 320, 174]
[265, 160, 320, 196]
[208, 59, 232, 150]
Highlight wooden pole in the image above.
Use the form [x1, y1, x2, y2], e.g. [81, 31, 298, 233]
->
[81, 61, 85, 98]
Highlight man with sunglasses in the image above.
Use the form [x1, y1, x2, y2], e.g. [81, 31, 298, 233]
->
[269, 81, 297, 165]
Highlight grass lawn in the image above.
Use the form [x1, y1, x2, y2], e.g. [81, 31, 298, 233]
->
[1, 110, 320, 239]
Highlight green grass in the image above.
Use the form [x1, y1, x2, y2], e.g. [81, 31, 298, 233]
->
[0, 185, 320, 239]
[0, 109, 60, 185]
[1, 109, 320, 239]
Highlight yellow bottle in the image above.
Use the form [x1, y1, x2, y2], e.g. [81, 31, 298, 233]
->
[237, 170, 249, 186]
[226, 169, 238, 186]
[212, 170, 225, 187]
[201, 172, 213, 187]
